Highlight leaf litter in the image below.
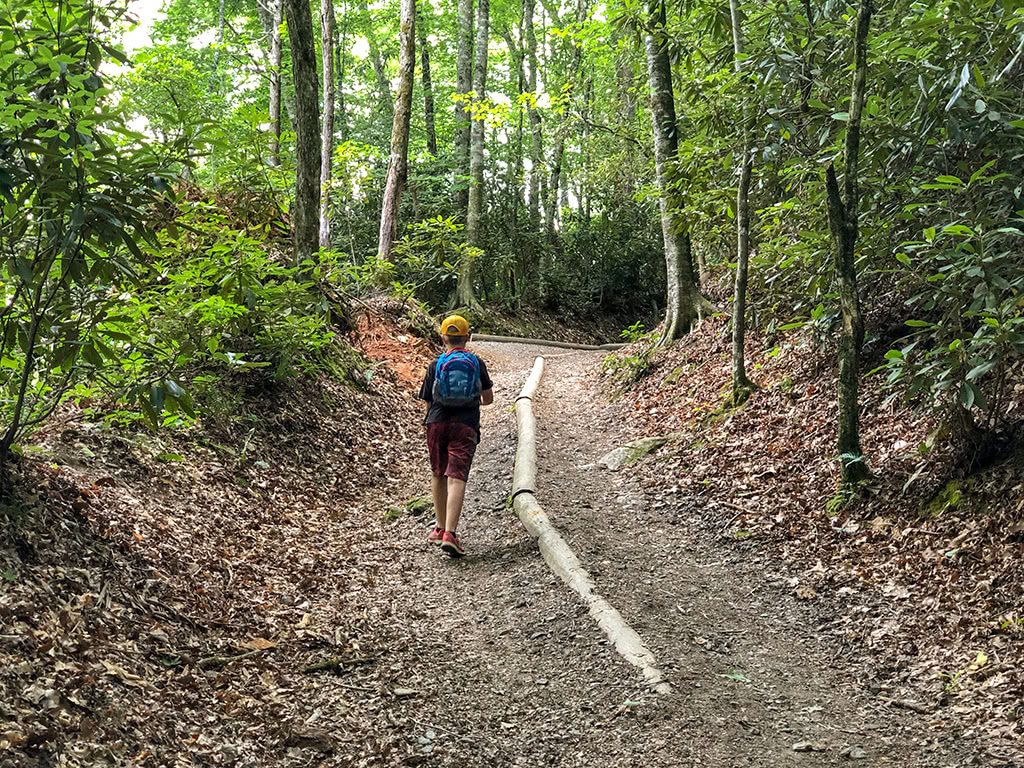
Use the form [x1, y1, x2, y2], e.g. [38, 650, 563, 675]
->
[603, 315, 1023, 766]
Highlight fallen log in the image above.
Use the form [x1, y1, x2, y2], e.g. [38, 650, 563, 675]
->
[511, 356, 671, 695]
[473, 333, 624, 351]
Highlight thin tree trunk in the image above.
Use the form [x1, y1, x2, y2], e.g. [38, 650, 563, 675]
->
[454, 0, 474, 213]
[255, 0, 285, 161]
[546, 141, 562, 237]
[545, 0, 587, 239]
[268, 0, 283, 165]
[319, 0, 336, 249]
[362, 0, 394, 125]
[500, 27, 526, 225]
[644, 0, 705, 343]
[214, 0, 226, 72]
[524, 0, 542, 229]
[377, 0, 416, 261]
[824, 0, 872, 484]
[337, 2, 348, 141]
[418, 5, 438, 156]
[459, 0, 489, 307]
[283, 0, 322, 264]
[614, 38, 636, 203]
[729, 0, 754, 402]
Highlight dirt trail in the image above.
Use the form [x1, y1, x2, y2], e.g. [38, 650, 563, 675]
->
[371, 342, 970, 767]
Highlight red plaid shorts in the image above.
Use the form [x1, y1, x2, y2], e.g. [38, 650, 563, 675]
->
[426, 422, 478, 482]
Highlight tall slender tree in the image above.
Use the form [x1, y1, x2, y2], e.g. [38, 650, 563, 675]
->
[454, 0, 474, 213]
[418, 5, 438, 156]
[267, 0, 283, 165]
[459, 0, 489, 306]
[545, 0, 588, 241]
[283, 0, 321, 264]
[729, 0, 755, 403]
[643, 0, 706, 342]
[319, 0, 337, 248]
[377, 0, 416, 261]
[825, 0, 873, 484]
[336, 2, 348, 141]
[361, 0, 394, 126]
[524, 0, 543, 229]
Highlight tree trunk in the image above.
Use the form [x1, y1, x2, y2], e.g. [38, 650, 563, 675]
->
[362, 0, 394, 125]
[500, 27, 526, 229]
[459, 0, 489, 307]
[255, 0, 285, 162]
[545, 141, 562, 238]
[417, 5, 438, 156]
[824, 0, 872, 484]
[268, 0, 283, 165]
[729, 0, 754, 402]
[319, 0, 336, 249]
[336, 8, 348, 141]
[643, 0, 704, 342]
[377, 0, 416, 261]
[454, 0, 474, 214]
[524, 0, 543, 229]
[283, 0, 322, 264]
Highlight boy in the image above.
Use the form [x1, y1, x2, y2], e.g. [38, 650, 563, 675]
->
[417, 315, 494, 558]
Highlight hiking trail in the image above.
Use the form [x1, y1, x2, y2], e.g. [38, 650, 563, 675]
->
[361, 340, 969, 767]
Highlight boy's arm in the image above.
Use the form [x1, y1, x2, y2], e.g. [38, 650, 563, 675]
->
[479, 358, 494, 406]
[417, 362, 434, 402]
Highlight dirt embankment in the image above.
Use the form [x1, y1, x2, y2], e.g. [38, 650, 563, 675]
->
[0, 304, 433, 766]
[602, 316, 1023, 762]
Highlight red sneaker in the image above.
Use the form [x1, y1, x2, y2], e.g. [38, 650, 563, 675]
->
[441, 531, 466, 558]
[427, 526, 444, 544]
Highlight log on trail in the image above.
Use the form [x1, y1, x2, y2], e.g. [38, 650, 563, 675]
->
[473, 333, 624, 351]
[511, 356, 544, 497]
[511, 355, 671, 695]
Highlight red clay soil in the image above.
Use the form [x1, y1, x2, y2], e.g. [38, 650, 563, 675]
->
[602, 316, 1023, 761]
[353, 302, 436, 388]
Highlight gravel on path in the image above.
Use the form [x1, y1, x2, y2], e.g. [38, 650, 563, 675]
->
[367, 341, 971, 767]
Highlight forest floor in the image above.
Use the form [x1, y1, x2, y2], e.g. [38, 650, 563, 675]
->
[1, 313, 1020, 766]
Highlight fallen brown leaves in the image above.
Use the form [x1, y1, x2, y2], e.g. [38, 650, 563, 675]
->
[605, 316, 1023, 763]
[0, 306, 433, 766]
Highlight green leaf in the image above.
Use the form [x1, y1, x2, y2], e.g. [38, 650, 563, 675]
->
[721, 669, 751, 682]
[149, 383, 165, 411]
[965, 361, 997, 381]
[959, 382, 976, 410]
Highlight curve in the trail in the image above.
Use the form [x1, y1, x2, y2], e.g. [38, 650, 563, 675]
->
[510, 355, 672, 695]
[472, 333, 625, 352]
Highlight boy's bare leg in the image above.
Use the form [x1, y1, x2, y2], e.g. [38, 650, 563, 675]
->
[445, 477, 467, 532]
[431, 475, 447, 529]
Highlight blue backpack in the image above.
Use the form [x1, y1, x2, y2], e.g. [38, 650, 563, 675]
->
[433, 349, 481, 407]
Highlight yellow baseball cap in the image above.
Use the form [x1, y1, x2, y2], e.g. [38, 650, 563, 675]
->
[439, 314, 470, 336]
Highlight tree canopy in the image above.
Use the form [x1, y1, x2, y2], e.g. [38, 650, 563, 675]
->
[1, 0, 1022, 478]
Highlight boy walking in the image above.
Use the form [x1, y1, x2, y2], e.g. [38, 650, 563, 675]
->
[418, 315, 494, 558]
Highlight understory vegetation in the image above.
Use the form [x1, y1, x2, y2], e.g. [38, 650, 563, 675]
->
[1, 0, 1022, 486]
[0, 0, 1022, 762]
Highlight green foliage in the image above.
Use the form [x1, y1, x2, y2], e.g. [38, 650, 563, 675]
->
[619, 321, 649, 344]
[133, 203, 338, 380]
[602, 344, 656, 386]
[0, 0, 175, 453]
[881, 166, 1024, 437]
[391, 216, 482, 307]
